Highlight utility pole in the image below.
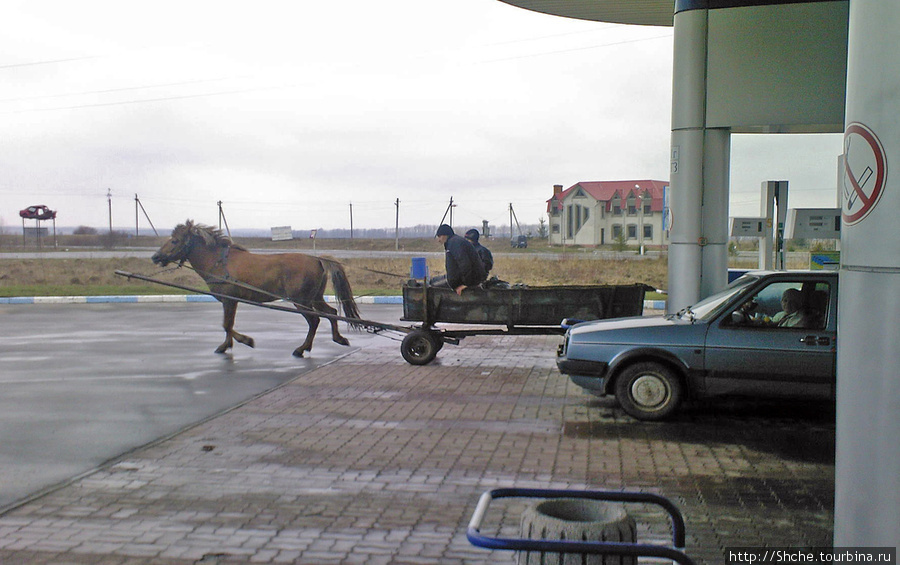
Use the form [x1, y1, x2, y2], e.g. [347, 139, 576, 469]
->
[394, 198, 400, 251]
[439, 197, 455, 227]
[134, 194, 159, 237]
[349, 202, 354, 239]
[107, 189, 113, 233]
[509, 203, 523, 243]
[217, 201, 231, 237]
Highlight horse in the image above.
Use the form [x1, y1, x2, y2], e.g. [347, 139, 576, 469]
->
[151, 220, 362, 357]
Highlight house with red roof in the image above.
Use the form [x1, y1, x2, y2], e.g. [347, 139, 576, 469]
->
[546, 180, 669, 247]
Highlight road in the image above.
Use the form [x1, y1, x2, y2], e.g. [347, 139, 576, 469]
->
[0, 247, 664, 261]
[0, 301, 404, 511]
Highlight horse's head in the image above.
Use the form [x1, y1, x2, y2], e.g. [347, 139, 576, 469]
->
[152, 221, 198, 266]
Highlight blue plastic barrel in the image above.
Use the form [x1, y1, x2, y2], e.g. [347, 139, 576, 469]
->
[410, 257, 428, 279]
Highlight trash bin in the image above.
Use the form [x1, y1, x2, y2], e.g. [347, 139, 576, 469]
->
[519, 498, 637, 565]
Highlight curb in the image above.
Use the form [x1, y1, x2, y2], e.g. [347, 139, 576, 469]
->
[0, 295, 665, 309]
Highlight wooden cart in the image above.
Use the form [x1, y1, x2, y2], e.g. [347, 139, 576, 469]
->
[397, 281, 649, 365]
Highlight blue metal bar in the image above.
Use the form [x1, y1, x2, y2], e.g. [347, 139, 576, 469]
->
[466, 488, 696, 565]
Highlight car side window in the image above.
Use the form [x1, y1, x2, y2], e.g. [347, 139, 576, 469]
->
[727, 281, 830, 330]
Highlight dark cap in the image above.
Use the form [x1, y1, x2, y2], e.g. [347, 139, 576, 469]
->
[464, 229, 479, 242]
[435, 224, 454, 237]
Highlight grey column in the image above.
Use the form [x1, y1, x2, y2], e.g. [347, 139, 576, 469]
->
[668, 7, 731, 313]
[834, 0, 900, 546]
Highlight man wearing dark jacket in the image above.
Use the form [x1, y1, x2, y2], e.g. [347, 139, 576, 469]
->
[464, 229, 493, 281]
[434, 224, 486, 295]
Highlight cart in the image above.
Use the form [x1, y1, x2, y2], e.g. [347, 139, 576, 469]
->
[397, 280, 649, 365]
[114, 271, 649, 365]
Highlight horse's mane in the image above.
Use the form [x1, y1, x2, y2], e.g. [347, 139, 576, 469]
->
[182, 220, 247, 251]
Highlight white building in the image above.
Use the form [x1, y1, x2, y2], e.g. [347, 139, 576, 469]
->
[546, 180, 669, 247]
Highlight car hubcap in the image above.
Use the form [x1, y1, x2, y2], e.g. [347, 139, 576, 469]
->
[631, 375, 669, 409]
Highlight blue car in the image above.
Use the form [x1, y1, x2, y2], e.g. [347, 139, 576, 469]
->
[557, 271, 838, 420]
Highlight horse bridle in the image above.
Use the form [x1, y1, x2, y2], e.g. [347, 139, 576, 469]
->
[166, 231, 196, 266]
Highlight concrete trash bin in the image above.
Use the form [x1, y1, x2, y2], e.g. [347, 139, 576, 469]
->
[519, 498, 637, 565]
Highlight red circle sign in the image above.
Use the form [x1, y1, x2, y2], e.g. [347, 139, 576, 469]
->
[843, 122, 888, 225]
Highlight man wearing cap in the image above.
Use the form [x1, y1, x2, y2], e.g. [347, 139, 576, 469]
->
[464, 228, 493, 281]
[434, 224, 486, 295]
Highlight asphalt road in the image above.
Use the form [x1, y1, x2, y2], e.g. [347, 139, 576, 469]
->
[0, 301, 404, 511]
[0, 247, 663, 261]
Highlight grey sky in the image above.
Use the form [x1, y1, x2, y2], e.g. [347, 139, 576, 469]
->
[1, 0, 840, 234]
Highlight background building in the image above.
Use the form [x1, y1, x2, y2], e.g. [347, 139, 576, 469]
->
[547, 180, 668, 247]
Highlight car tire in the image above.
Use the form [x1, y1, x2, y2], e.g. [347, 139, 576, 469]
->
[401, 330, 439, 365]
[614, 362, 683, 421]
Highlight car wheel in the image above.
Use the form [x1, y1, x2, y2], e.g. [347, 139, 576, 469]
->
[614, 362, 683, 421]
[401, 330, 439, 365]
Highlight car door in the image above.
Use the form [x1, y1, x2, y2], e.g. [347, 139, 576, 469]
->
[702, 276, 836, 399]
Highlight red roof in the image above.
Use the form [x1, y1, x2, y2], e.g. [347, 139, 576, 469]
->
[547, 180, 668, 213]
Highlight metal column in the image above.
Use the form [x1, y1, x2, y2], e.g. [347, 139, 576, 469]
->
[667, 7, 731, 313]
[835, 0, 900, 546]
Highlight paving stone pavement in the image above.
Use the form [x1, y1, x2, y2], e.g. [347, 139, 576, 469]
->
[0, 333, 835, 564]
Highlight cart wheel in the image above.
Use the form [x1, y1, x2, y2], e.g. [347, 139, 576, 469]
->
[401, 330, 439, 365]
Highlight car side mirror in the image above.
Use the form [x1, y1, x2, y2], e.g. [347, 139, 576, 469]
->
[731, 311, 745, 325]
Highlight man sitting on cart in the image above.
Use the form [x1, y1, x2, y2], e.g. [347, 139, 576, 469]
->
[432, 224, 486, 295]
[464, 228, 493, 281]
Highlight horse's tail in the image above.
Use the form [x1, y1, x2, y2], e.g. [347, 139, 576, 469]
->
[322, 258, 363, 328]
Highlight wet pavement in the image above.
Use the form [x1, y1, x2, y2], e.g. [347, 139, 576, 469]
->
[0, 326, 835, 564]
[0, 303, 399, 511]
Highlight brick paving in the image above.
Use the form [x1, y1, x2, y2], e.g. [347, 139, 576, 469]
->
[0, 333, 835, 564]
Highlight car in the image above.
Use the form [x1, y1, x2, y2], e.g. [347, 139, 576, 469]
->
[19, 205, 57, 220]
[557, 270, 838, 420]
[511, 235, 527, 248]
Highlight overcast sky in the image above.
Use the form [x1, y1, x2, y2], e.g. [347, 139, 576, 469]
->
[1, 0, 842, 234]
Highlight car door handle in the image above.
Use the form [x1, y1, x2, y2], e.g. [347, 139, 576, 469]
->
[800, 335, 830, 346]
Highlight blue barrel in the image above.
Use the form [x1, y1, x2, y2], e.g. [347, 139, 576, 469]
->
[410, 257, 428, 279]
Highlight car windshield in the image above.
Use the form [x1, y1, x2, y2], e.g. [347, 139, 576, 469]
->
[673, 275, 759, 321]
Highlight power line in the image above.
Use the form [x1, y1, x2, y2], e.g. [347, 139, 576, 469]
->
[0, 76, 239, 104]
[480, 33, 673, 64]
[484, 24, 621, 47]
[0, 56, 98, 70]
[1, 82, 300, 114]
[2, 29, 672, 115]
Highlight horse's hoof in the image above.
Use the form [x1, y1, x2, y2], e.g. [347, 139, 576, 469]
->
[247, 338, 256, 349]
[214, 347, 228, 354]
[292, 349, 307, 358]
[335, 337, 350, 347]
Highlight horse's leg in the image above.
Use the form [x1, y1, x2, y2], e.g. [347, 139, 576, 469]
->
[216, 300, 255, 353]
[231, 326, 255, 349]
[216, 300, 237, 354]
[292, 310, 319, 357]
[317, 300, 350, 346]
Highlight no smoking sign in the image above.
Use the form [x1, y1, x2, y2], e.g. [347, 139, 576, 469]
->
[843, 122, 888, 225]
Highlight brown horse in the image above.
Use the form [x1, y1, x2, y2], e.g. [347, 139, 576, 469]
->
[151, 220, 361, 357]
